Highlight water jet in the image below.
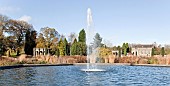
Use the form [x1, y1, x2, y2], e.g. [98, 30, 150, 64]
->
[81, 8, 105, 72]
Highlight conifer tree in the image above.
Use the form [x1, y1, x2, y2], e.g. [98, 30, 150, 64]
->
[24, 30, 37, 55]
[64, 38, 69, 56]
[78, 29, 86, 42]
[161, 47, 165, 57]
[58, 38, 65, 56]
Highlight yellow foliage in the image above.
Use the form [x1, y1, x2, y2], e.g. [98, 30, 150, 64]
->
[36, 42, 45, 48]
[99, 47, 112, 58]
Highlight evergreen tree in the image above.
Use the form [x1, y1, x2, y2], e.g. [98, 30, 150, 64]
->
[125, 43, 129, 56]
[118, 46, 121, 57]
[78, 29, 86, 56]
[161, 47, 165, 57]
[58, 38, 65, 56]
[73, 38, 77, 44]
[70, 38, 77, 55]
[24, 30, 37, 55]
[81, 42, 87, 56]
[122, 43, 125, 54]
[55, 48, 60, 57]
[151, 48, 155, 57]
[122, 43, 129, 56]
[64, 38, 69, 56]
[24, 30, 30, 55]
[67, 43, 71, 56]
[93, 33, 102, 49]
[78, 29, 86, 42]
[75, 42, 87, 56]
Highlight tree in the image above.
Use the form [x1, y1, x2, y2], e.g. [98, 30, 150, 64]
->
[161, 47, 165, 57]
[118, 46, 121, 57]
[78, 29, 86, 56]
[0, 14, 9, 31]
[4, 36, 16, 48]
[0, 28, 5, 55]
[55, 48, 60, 57]
[60, 34, 65, 40]
[93, 33, 102, 49]
[3, 19, 34, 56]
[38, 27, 59, 55]
[78, 29, 86, 42]
[64, 38, 69, 56]
[68, 32, 77, 43]
[103, 39, 113, 48]
[40, 27, 59, 48]
[58, 38, 65, 56]
[36, 33, 46, 48]
[81, 42, 87, 56]
[50, 37, 58, 55]
[72, 38, 77, 44]
[7, 20, 33, 46]
[122, 43, 129, 56]
[24, 30, 31, 55]
[24, 30, 37, 55]
[151, 48, 154, 57]
[70, 38, 77, 55]
[99, 47, 112, 58]
[76, 42, 87, 56]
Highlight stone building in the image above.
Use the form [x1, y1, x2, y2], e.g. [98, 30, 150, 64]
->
[33, 48, 47, 56]
[112, 50, 119, 57]
[131, 44, 154, 57]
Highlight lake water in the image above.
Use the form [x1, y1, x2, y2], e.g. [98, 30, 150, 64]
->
[0, 65, 170, 86]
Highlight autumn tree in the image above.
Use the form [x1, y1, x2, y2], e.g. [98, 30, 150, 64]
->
[38, 27, 59, 55]
[36, 33, 45, 48]
[0, 28, 4, 55]
[40, 27, 59, 48]
[0, 14, 9, 31]
[7, 20, 33, 46]
[99, 47, 112, 58]
[0, 15, 34, 55]
[0, 15, 11, 53]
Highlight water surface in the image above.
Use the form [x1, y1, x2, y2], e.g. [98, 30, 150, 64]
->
[0, 65, 170, 86]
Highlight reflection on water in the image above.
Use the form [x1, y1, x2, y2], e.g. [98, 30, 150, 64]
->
[0, 67, 37, 85]
[0, 66, 170, 85]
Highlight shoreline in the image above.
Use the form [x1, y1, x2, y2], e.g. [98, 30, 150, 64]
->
[1, 63, 170, 70]
[73, 63, 131, 66]
[130, 64, 170, 67]
[0, 64, 73, 70]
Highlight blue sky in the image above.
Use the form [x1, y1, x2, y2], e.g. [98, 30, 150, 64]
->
[0, 0, 170, 46]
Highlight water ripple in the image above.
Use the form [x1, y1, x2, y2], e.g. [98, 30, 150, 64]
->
[0, 65, 170, 85]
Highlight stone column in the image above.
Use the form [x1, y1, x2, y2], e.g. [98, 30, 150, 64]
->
[33, 48, 36, 57]
[104, 57, 109, 63]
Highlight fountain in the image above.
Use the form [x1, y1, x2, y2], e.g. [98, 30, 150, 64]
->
[81, 8, 105, 72]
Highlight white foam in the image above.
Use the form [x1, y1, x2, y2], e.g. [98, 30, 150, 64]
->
[81, 69, 106, 72]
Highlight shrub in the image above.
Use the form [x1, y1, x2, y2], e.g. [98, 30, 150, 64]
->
[147, 57, 158, 64]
